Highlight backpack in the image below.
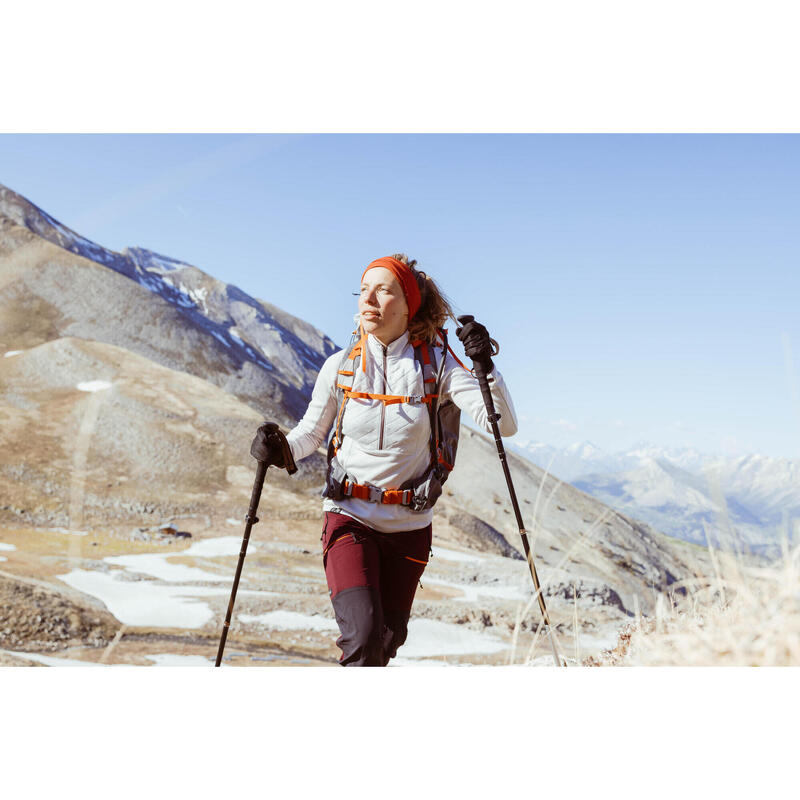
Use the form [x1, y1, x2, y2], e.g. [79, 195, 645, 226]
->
[322, 326, 462, 512]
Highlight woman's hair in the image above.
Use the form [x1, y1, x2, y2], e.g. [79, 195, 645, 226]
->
[391, 253, 456, 344]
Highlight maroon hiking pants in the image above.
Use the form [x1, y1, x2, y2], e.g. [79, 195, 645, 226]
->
[321, 511, 432, 667]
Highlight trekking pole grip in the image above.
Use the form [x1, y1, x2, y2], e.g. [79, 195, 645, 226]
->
[472, 362, 502, 424]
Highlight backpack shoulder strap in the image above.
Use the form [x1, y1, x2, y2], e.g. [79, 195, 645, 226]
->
[412, 335, 444, 466]
[412, 338, 438, 390]
[429, 329, 460, 476]
[330, 327, 365, 456]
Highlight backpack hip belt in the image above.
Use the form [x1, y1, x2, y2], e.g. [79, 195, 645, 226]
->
[343, 481, 413, 505]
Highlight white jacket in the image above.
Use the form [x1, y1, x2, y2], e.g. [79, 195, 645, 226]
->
[287, 330, 518, 533]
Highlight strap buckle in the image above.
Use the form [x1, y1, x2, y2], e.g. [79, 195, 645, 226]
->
[343, 481, 354, 497]
[401, 489, 412, 506]
[367, 485, 384, 503]
[407, 395, 424, 404]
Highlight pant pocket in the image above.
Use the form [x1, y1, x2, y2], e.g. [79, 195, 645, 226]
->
[320, 513, 329, 543]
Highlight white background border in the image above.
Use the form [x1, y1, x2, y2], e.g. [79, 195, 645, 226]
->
[2, 1, 797, 794]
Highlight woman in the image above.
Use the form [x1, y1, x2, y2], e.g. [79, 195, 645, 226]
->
[251, 254, 517, 666]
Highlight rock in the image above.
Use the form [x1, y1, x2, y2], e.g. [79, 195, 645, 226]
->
[545, 579, 631, 616]
[0, 574, 118, 652]
[447, 510, 523, 560]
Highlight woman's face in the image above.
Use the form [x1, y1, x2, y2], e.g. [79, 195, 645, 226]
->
[358, 266, 409, 345]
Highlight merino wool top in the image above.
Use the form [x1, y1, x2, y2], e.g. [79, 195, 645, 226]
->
[287, 330, 518, 533]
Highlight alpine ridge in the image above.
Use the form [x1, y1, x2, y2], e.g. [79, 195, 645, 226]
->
[0, 183, 337, 423]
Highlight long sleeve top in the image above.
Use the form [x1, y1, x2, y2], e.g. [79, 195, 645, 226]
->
[287, 330, 518, 533]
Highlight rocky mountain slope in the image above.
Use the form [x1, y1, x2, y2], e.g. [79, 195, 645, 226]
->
[0, 184, 710, 666]
[0, 183, 337, 424]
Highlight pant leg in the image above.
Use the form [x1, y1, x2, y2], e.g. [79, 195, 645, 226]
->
[321, 512, 384, 667]
[377, 524, 433, 664]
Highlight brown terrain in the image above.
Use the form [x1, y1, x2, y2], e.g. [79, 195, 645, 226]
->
[0, 183, 710, 667]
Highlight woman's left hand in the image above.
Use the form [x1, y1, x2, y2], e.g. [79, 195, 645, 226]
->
[455, 315, 495, 374]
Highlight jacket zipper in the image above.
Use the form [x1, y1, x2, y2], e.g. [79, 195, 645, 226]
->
[379, 344, 387, 449]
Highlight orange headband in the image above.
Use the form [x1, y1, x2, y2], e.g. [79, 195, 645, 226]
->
[361, 257, 422, 321]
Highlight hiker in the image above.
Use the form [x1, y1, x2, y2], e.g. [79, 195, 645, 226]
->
[250, 254, 518, 666]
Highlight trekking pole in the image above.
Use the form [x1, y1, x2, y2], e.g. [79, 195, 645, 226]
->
[457, 315, 565, 667]
[214, 460, 268, 667]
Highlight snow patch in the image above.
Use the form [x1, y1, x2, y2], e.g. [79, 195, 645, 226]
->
[145, 653, 213, 667]
[188, 285, 209, 313]
[238, 610, 338, 632]
[0, 650, 108, 667]
[56, 536, 278, 628]
[183, 536, 244, 557]
[0, 542, 16, 551]
[58, 568, 232, 628]
[210, 330, 230, 347]
[76, 380, 112, 392]
[104, 554, 227, 584]
[576, 630, 622, 653]
[422, 575, 525, 603]
[103, 538, 247, 583]
[0, 556, 6, 562]
[59, 569, 221, 627]
[226, 518, 241, 526]
[3, 350, 23, 357]
[129, 248, 188, 274]
[400, 619, 507, 657]
[0, 649, 213, 667]
[431, 546, 486, 563]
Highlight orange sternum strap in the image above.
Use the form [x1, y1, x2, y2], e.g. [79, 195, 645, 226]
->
[336, 386, 438, 406]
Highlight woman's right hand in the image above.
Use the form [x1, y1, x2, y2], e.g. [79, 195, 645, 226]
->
[250, 422, 297, 473]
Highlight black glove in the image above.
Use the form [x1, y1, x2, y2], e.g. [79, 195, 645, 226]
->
[455, 315, 495, 375]
[250, 422, 298, 474]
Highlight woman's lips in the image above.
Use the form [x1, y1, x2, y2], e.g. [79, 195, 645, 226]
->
[362, 312, 380, 320]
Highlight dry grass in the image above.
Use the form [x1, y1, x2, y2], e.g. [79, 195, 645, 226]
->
[507, 454, 800, 668]
[507, 457, 617, 667]
[589, 532, 800, 666]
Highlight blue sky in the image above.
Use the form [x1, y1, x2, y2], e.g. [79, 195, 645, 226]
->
[2, 134, 799, 458]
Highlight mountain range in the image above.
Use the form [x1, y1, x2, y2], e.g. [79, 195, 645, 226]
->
[511, 439, 800, 555]
[0, 183, 337, 425]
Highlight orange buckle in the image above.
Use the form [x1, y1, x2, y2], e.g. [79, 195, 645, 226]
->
[343, 481, 413, 505]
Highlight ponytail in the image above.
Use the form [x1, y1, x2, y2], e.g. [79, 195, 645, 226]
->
[390, 253, 456, 344]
